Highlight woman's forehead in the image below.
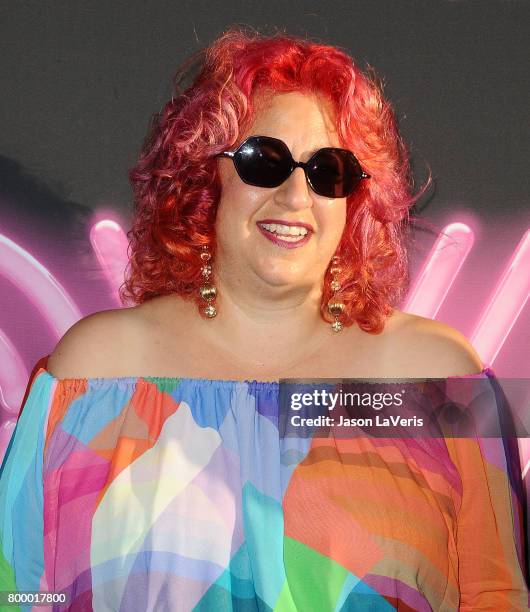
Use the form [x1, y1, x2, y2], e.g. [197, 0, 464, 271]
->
[245, 91, 340, 144]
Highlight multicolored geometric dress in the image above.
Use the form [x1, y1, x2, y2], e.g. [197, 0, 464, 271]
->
[0, 367, 528, 611]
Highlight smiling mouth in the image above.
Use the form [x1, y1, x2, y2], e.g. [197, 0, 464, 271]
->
[256, 222, 313, 248]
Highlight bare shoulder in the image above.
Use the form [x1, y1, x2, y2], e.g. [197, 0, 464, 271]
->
[47, 308, 137, 379]
[47, 305, 148, 379]
[47, 294, 192, 379]
[388, 310, 484, 377]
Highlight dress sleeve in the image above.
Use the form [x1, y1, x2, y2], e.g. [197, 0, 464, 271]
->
[444, 373, 529, 610]
[0, 370, 57, 597]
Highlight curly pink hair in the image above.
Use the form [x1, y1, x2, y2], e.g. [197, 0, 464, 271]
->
[121, 27, 429, 333]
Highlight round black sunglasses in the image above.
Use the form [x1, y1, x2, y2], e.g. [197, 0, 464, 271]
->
[216, 135, 370, 198]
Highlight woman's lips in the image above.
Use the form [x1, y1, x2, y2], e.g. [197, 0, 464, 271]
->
[256, 224, 312, 249]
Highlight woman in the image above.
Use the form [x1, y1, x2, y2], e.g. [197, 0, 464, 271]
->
[1, 29, 527, 611]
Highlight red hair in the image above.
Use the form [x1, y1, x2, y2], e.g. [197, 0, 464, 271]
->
[121, 28, 429, 333]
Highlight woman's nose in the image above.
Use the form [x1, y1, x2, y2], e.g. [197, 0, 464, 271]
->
[273, 167, 313, 209]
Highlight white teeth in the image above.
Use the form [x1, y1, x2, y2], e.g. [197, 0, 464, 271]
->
[272, 234, 304, 242]
[259, 223, 309, 236]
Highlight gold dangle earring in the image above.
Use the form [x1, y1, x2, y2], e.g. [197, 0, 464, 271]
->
[327, 255, 345, 332]
[199, 245, 217, 318]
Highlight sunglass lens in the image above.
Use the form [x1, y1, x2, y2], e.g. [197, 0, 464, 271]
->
[308, 149, 364, 198]
[234, 137, 292, 188]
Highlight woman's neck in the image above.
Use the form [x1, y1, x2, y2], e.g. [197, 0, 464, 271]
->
[195, 276, 336, 373]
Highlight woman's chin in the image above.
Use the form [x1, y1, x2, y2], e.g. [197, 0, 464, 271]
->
[253, 267, 317, 291]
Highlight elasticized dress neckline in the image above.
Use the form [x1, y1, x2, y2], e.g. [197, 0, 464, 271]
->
[37, 366, 494, 391]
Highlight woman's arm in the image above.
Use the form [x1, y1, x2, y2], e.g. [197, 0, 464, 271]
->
[446, 426, 528, 609]
[0, 371, 56, 596]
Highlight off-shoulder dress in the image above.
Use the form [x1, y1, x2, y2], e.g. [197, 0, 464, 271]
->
[0, 367, 527, 611]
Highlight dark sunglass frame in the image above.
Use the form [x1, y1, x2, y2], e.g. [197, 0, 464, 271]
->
[216, 135, 370, 198]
